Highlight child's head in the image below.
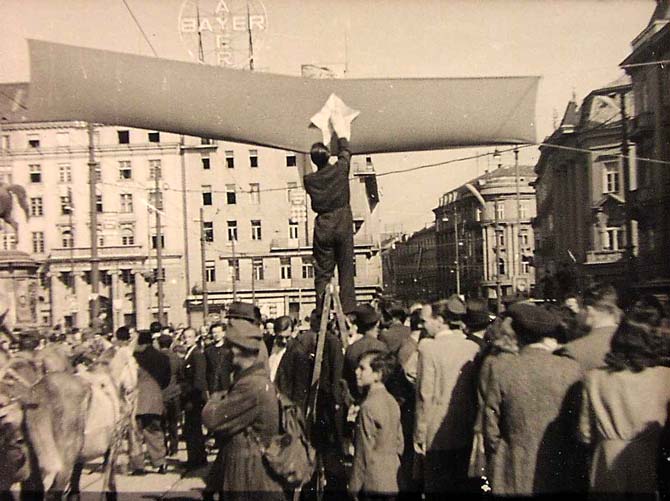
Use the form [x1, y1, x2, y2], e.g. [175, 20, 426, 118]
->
[355, 350, 394, 389]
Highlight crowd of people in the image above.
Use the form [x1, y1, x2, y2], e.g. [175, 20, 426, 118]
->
[2, 284, 670, 500]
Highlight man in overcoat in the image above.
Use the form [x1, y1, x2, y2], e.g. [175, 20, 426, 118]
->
[130, 330, 171, 474]
[201, 321, 285, 500]
[158, 333, 184, 457]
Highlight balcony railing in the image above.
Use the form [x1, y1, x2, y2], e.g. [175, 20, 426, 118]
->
[585, 249, 625, 265]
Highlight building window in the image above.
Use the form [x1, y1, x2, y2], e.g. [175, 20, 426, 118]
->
[249, 149, 259, 168]
[30, 197, 43, 217]
[249, 183, 261, 204]
[519, 201, 528, 219]
[2, 234, 16, 250]
[202, 156, 211, 170]
[202, 185, 213, 206]
[148, 131, 160, 143]
[119, 161, 132, 180]
[120, 193, 133, 213]
[29, 164, 41, 183]
[93, 164, 102, 182]
[96, 194, 103, 213]
[287, 181, 298, 202]
[280, 257, 292, 280]
[521, 260, 530, 274]
[149, 159, 162, 180]
[201, 137, 213, 145]
[226, 184, 237, 205]
[498, 258, 506, 276]
[59, 163, 72, 183]
[205, 261, 216, 282]
[228, 259, 240, 281]
[289, 220, 300, 240]
[117, 130, 130, 144]
[204, 221, 214, 242]
[604, 161, 620, 194]
[520, 230, 530, 247]
[497, 231, 505, 247]
[475, 207, 482, 222]
[149, 190, 163, 210]
[27, 133, 40, 148]
[227, 220, 238, 241]
[121, 227, 135, 246]
[61, 228, 74, 248]
[603, 226, 624, 251]
[32, 231, 45, 253]
[1, 134, 10, 151]
[353, 256, 357, 277]
[495, 202, 504, 220]
[225, 150, 235, 168]
[251, 220, 262, 240]
[286, 153, 297, 167]
[61, 195, 72, 215]
[301, 257, 314, 279]
[151, 234, 166, 249]
[252, 258, 264, 280]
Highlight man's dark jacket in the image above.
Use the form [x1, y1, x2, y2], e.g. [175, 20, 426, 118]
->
[134, 345, 171, 390]
[205, 343, 233, 393]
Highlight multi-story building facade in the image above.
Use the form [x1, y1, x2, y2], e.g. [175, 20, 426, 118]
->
[380, 224, 439, 305]
[621, 0, 670, 299]
[0, 122, 382, 329]
[533, 77, 635, 299]
[434, 165, 537, 302]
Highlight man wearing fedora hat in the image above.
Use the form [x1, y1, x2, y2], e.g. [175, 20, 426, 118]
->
[225, 301, 270, 367]
[202, 321, 284, 499]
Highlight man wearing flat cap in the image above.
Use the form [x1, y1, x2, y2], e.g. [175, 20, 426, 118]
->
[202, 321, 284, 499]
[483, 303, 586, 496]
[343, 303, 387, 402]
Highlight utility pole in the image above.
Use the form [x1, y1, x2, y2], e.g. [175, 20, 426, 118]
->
[154, 170, 165, 325]
[620, 92, 635, 280]
[514, 147, 521, 295]
[67, 187, 75, 325]
[246, 1, 254, 71]
[251, 257, 256, 305]
[87, 123, 100, 323]
[454, 207, 461, 296]
[200, 207, 209, 322]
[494, 202, 503, 314]
[231, 237, 238, 301]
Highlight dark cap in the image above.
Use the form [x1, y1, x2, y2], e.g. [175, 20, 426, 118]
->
[352, 304, 381, 328]
[507, 303, 559, 340]
[137, 330, 153, 345]
[225, 320, 262, 352]
[465, 298, 491, 330]
[226, 301, 261, 324]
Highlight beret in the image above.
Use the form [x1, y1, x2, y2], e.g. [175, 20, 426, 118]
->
[507, 303, 558, 337]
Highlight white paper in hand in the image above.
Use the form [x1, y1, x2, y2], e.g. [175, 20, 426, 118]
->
[310, 93, 360, 143]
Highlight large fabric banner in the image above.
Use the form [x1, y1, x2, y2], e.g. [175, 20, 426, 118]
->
[19, 40, 538, 154]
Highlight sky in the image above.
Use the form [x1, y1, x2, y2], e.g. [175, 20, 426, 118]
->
[0, 0, 655, 233]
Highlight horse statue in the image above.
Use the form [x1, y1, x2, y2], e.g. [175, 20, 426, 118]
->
[0, 183, 30, 241]
[0, 337, 139, 500]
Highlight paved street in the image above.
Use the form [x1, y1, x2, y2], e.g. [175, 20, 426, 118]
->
[13, 447, 213, 500]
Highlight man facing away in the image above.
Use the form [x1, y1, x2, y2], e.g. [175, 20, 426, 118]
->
[303, 112, 356, 314]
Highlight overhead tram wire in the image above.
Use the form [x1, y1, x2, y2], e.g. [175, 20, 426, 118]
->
[121, 0, 159, 57]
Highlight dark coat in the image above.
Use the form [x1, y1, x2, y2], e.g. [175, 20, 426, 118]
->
[202, 363, 284, 499]
[205, 343, 233, 393]
[379, 323, 411, 354]
[484, 346, 586, 496]
[160, 348, 184, 402]
[134, 345, 171, 415]
[183, 345, 208, 401]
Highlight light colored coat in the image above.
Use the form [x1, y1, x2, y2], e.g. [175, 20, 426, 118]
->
[560, 325, 617, 370]
[349, 384, 404, 495]
[580, 366, 670, 495]
[414, 330, 479, 452]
